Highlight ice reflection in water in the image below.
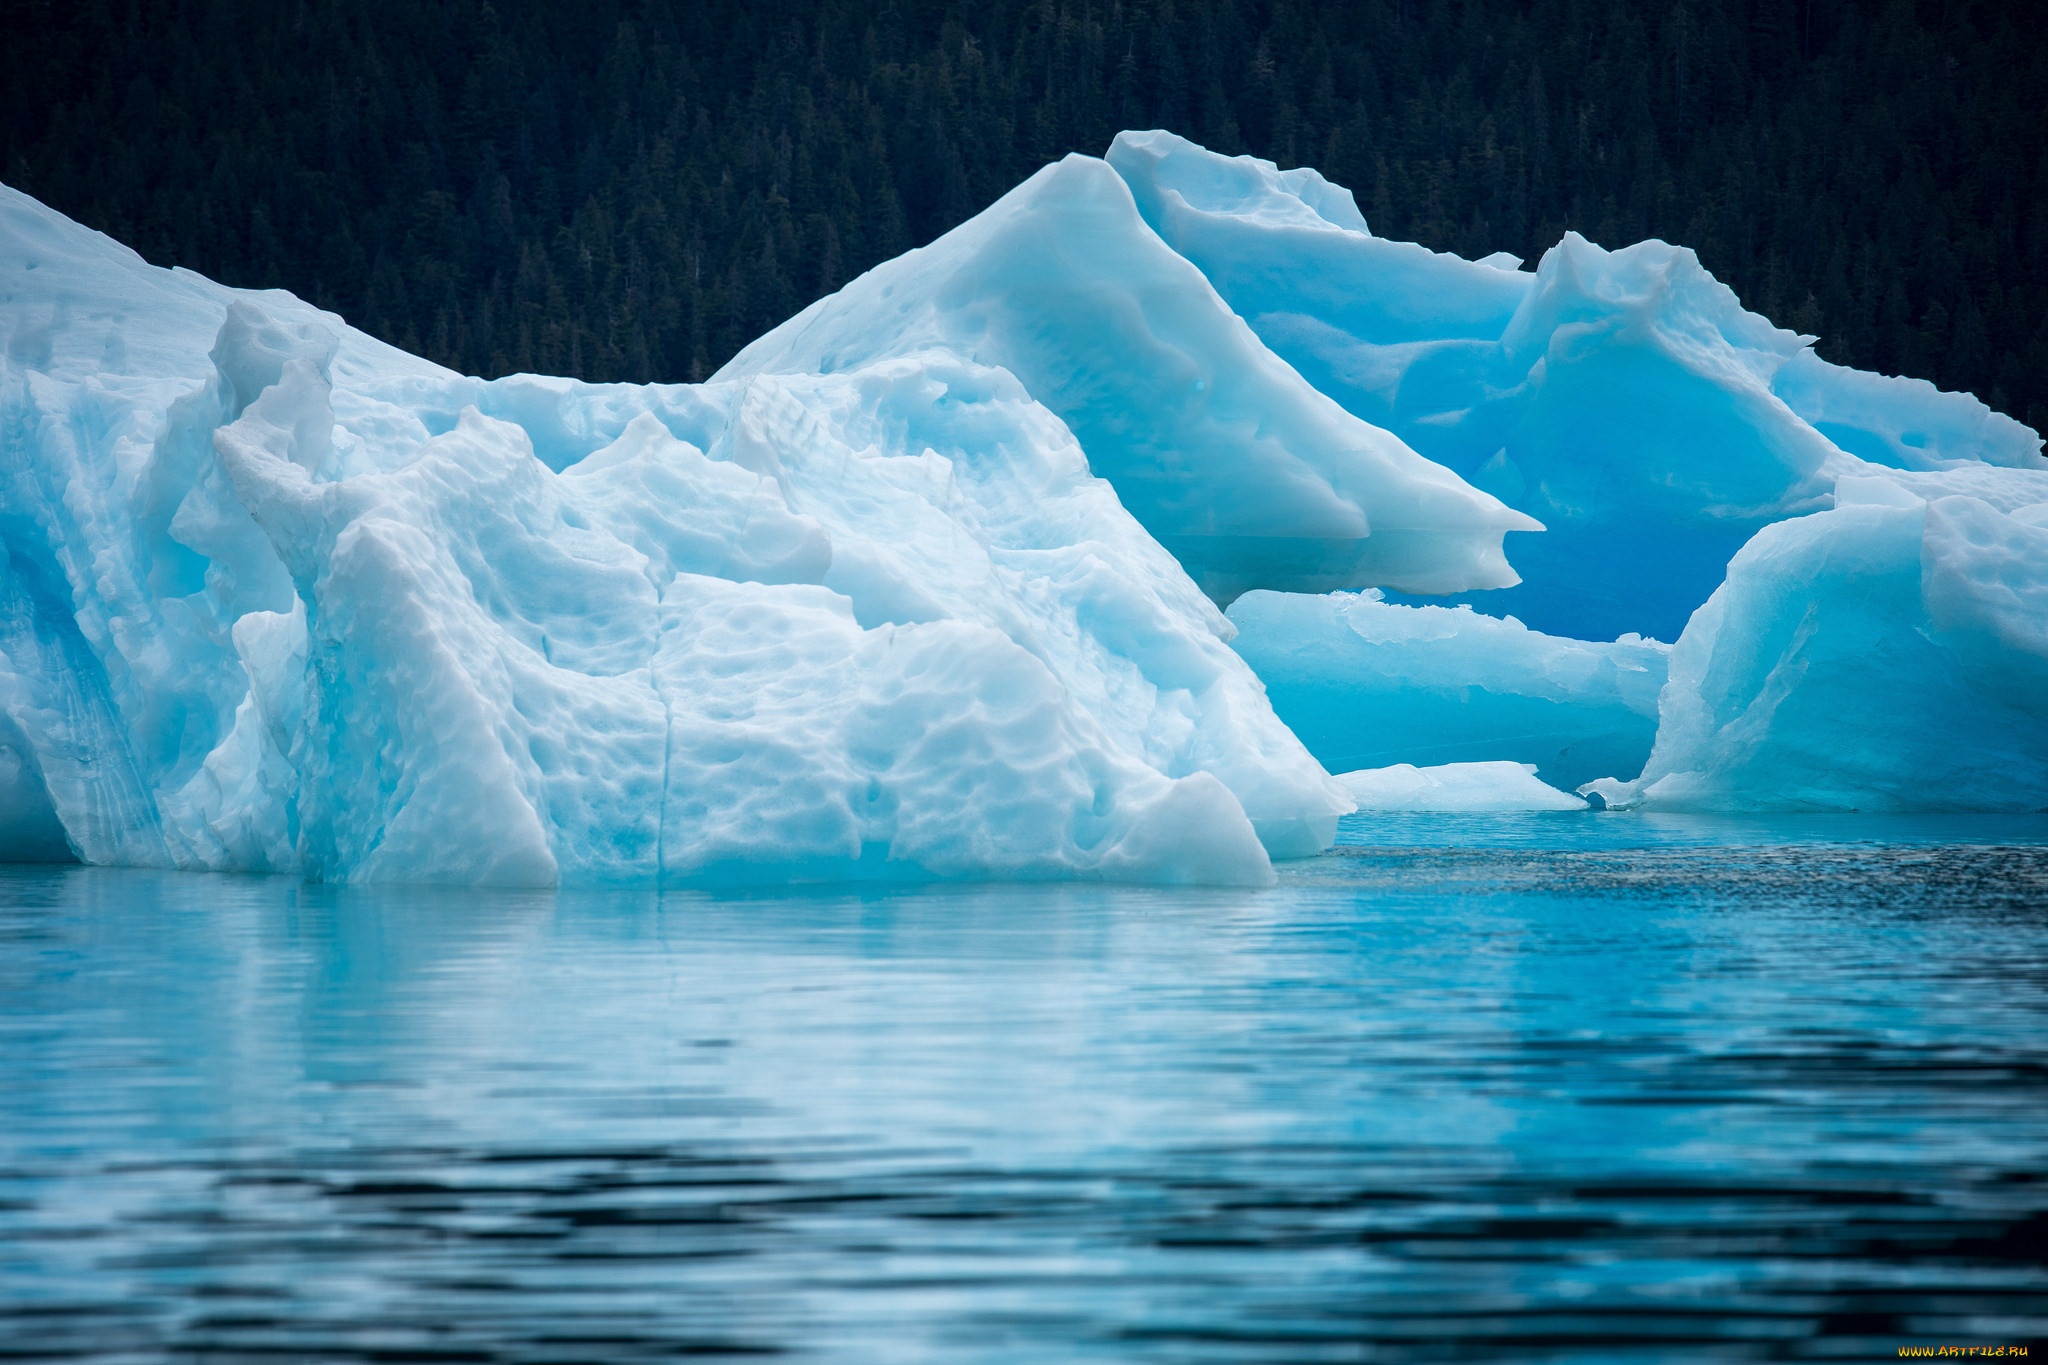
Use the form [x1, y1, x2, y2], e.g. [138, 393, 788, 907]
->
[2, 816, 2045, 1362]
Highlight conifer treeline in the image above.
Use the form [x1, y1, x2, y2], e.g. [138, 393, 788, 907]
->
[7, 0, 2044, 427]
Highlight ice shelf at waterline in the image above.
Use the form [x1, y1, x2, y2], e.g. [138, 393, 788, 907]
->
[4, 133, 2046, 885]
[1335, 761, 1588, 813]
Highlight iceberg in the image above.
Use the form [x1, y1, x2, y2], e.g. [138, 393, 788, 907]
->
[1110, 130, 2045, 643]
[0, 181, 1361, 884]
[6, 126, 2046, 881]
[1228, 589, 1667, 791]
[1336, 761, 1588, 813]
[1584, 467, 2048, 813]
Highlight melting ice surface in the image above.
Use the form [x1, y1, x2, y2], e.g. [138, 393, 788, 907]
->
[1335, 759, 1590, 812]
[1586, 468, 2048, 813]
[1105, 132, 2045, 813]
[1110, 130, 2043, 643]
[0, 177, 1369, 885]
[3, 130, 2046, 886]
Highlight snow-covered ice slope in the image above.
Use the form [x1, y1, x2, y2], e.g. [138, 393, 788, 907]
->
[718, 153, 1539, 607]
[1584, 468, 2048, 813]
[1110, 130, 2045, 643]
[1228, 590, 1667, 791]
[0, 182, 1355, 884]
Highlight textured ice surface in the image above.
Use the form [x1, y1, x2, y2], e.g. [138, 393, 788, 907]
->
[1229, 590, 1667, 791]
[1335, 761, 1587, 812]
[8, 124, 2047, 874]
[719, 153, 1538, 607]
[1116, 130, 2046, 815]
[0, 183, 1353, 884]
[1585, 467, 2048, 813]
[1110, 131, 2045, 643]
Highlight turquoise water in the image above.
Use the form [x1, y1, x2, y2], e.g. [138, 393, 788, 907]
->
[3, 814, 2046, 1361]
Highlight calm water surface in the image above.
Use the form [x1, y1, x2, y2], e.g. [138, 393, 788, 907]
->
[3, 813, 2045, 1362]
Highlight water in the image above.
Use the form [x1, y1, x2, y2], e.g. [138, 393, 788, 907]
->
[3, 814, 2046, 1362]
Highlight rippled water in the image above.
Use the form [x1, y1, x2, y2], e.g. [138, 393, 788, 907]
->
[3, 814, 2046, 1362]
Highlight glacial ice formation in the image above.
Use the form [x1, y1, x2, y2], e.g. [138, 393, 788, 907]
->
[1584, 467, 2048, 813]
[5, 126, 2047, 883]
[1228, 589, 1667, 791]
[1336, 761, 1588, 812]
[1110, 130, 2045, 643]
[1115, 132, 2044, 810]
[719, 152, 1540, 607]
[0, 181, 1360, 884]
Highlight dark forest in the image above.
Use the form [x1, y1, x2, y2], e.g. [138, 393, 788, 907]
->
[7, 0, 2044, 427]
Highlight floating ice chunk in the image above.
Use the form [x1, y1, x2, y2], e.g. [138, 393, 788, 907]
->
[1110, 130, 2044, 642]
[1585, 469, 2048, 813]
[1336, 761, 1587, 812]
[1, 181, 1350, 884]
[1227, 589, 1667, 791]
[720, 152, 1538, 606]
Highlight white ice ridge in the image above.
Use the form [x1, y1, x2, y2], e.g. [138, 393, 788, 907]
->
[1228, 590, 1667, 792]
[717, 152, 1539, 607]
[1583, 467, 2048, 814]
[0, 182, 1355, 885]
[1335, 761, 1587, 812]
[1109, 130, 2046, 644]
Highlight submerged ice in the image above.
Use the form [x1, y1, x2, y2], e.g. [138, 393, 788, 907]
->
[3, 131, 2045, 883]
